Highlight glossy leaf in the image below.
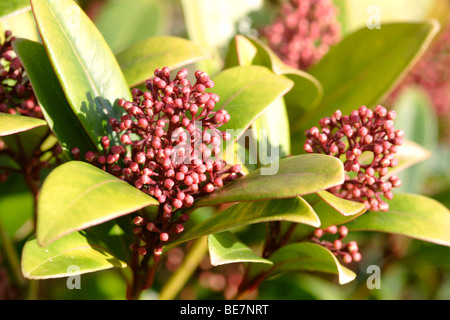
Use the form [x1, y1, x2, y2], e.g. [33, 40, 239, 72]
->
[22, 231, 127, 279]
[180, 0, 263, 74]
[295, 21, 440, 137]
[208, 231, 272, 266]
[37, 161, 159, 246]
[252, 97, 291, 161]
[212, 65, 293, 145]
[293, 191, 366, 241]
[117, 36, 211, 87]
[195, 154, 344, 207]
[13, 38, 97, 158]
[0, 9, 40, 43]
[171, 196, 320, 247]
[337, 0, 435, 35]
[304, 191, 366, 229]
[30, 0, 132, 148]
[0, 113, 46, 136]
[1, 125, 49, 160]
[266, 242, 356, 285]
[95, 0, 170, 54]
[392, 88, 438, 193]
[226, 35, 323, 130]
[0, 0, 29, 19]
[385, 139, 431, 180]
[347, 193, 450, 247]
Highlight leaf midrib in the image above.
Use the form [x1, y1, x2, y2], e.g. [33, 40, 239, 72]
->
[41, 1, 111, 116]
[26, 244, 111, 277]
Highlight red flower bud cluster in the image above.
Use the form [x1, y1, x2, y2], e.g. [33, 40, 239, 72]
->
[260, 0, 341, 70]
[310, 225, 361, 264]
[130, 214, 187, 257]
[0, 31, 42, 119]
[304, 106, 403, 211]
[72, 67, 241, 248]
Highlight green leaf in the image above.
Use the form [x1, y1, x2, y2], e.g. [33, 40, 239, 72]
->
[392, 87, 438, 193]
[208, 231, 273, 266]
[21, 231, 127, 279]
[347, 193, 450, 247]
[30, 0, 132, 148]
[171, 196, 320, 247]
[195, 154, 344, 207]
[0, 172, 33, 238]
[37, 161, 159, 246]
[292, 191, 367, 241]
[0, 0, 29, 19]
[296, 21, 440, 137]
[116, 36, 211, 87]
[0, 9, 40, 43]
[94, 0, 171, 54]
[212, 65, 293, 144]
[305, 191, 367, 229]
[180, 0, 263, 74]
[337, 0, 435, 35]
[13, 38, 97, 158]
[266, 242, 356, 285]
[252, 97, 291, 161]
[226, 35, 323, 131]
[385, 139, 431, 180]
[0, 113, 46, 136]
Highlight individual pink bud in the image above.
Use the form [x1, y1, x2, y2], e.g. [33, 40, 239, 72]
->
[352, 252, 362, 262]
[203, 183, 215, 193]
[325, 225, 338, 234]
[184, 195, 194, 206]
[121, 134, 133, 145]
[173, 198, 183, 209]
[140, 175, 152, 185]
[135, 152, 146, 164]
[342, 253, 352, 264]
[313, 228, 323, 238]
[138, 247, 147, 256]
[347, 241, 359, 254]
[133, 216, 145, 226]
[147, 223, 158, 232]
[230, 165, 241, 173]
[85, 151, 96, 162]
[138, 118, 148, 129]
[174, 224, 184, 234]
[160, 233, 169, 242]
[101, 136, 110, 149]
[154, 246, 163, 256]
[304, 143, 313, 153]
[334, 239, 343, 250]
[134, 179, 143, 189]
[184, 175, 194, 186]
[338, 226, 349, 238]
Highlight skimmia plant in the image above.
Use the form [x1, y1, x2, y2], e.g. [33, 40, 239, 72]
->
[0, 0, 449, 300]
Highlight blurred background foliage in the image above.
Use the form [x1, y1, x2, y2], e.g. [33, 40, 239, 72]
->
[0, 0, 449, 300]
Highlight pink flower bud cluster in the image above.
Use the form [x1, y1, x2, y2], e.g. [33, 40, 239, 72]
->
[259, 0, 341, 70]
[0, 31, 42, 119]
[72, 67, 242, 251]
[130, 214, 188, 257]
[310, 225, 361, 264]
[304, 106, 403, 212]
